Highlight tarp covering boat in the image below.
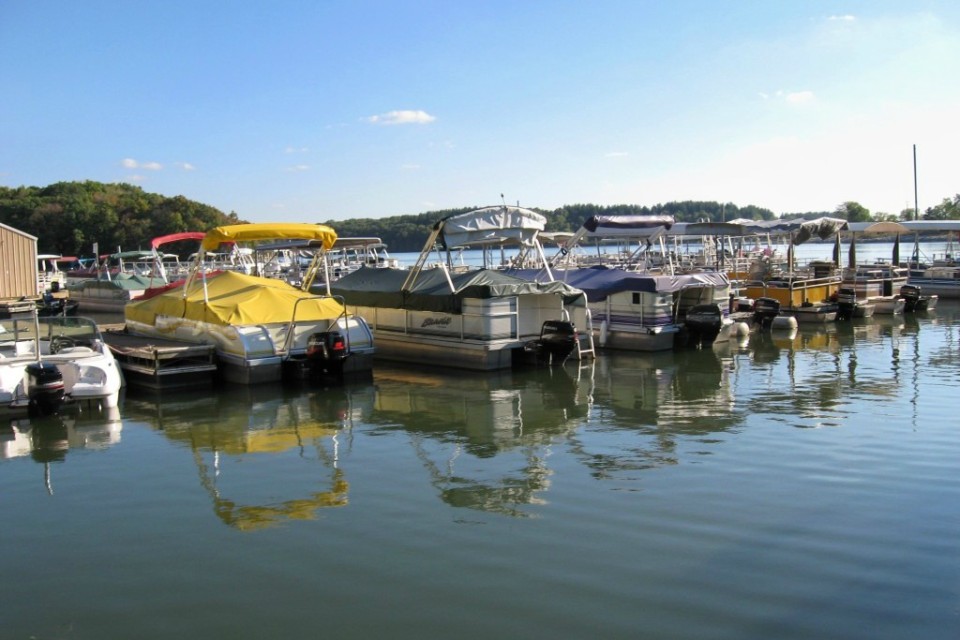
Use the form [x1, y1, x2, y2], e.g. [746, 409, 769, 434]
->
[435, 206, 546, 249]
[200, 223, 338, 252]
[504, 266, 730, 302]
[582, 215, 674, 236]
[125, 270, 346, 326]
[792, 217, 849, 244]
[331, 266, 586, 313]
[80, 273, 164, 290]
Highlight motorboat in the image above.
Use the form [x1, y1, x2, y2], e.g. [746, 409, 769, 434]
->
[124, 223, 375, 384]
[0, 311, 124, 417]
[66, 250, 166, 312]
[331, 206, 592, 370]
[902, 220, 960, 299]
[836, 287, 876, 320]
[36, 254, 68, 295]
[509, 214, 736, 350]
[840, 222, 912, 314]
[899, 284, 938, 312]
[743, 218, 848, 323]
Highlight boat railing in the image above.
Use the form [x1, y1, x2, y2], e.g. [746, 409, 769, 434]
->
[281, 295, 351, 356]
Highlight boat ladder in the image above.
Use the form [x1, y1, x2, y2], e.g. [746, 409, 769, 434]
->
[575, 308, 596, 360]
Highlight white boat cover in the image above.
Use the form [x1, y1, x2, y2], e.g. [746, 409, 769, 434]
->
[437, 206, 546, 249]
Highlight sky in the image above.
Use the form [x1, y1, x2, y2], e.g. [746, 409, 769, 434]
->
[2, 0, 959, 223]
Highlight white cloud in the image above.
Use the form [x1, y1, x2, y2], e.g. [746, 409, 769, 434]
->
[784, 90, 815, 104]
[365, 110, 436, 125]
[175, 162, 195, 171]
[284, 164, 310, 172]
[285, 146, 309, 154]
[761, 90, 815, 104]
[828, 15, 856, 22]
[122, 158, 162, 170]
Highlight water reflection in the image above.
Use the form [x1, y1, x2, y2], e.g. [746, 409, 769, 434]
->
[567, 346, 739, 480]
[369, 364, 592, 517]
[0, 406, 122, 493]
[124, 384, 373, 530]
[105, 304, 954, 523]
[743, 314, 919, 428]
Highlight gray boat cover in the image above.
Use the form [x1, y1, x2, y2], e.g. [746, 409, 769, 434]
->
[331, 266, 586, 313]
[436, 206, 546, 249]
[504, 266, 729, 302]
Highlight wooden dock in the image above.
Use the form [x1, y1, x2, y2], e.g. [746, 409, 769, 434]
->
[102, 329, 217, 389]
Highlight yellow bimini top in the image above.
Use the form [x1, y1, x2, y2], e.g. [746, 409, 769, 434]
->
[201, 223, 338, 252]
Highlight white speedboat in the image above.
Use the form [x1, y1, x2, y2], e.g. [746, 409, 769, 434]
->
[124, 223, 375, 384]
[0, 312, 124, 417]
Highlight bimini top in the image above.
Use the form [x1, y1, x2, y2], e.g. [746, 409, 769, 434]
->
[200, 223, 338, 252]
[844, 221, 911, 235]
[332, 265, 585, 314]
[582, 215, 674, 237]
[150, 232, 206, 249]
[434, 206, 546, 249]
[900, 220, 960, 233]
[125, 270, 346, 326]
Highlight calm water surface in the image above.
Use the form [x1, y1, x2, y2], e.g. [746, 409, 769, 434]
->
[3, 305, 960, 638]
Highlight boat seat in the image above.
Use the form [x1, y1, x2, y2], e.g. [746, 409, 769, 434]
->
[56, 346, 96, 356]
[15, 341, 35, 357]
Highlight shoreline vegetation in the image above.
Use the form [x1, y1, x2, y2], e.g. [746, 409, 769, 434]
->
[2, 181, 958, 258]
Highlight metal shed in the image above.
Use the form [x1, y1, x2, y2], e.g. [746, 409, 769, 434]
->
[1, 222, 39, 299]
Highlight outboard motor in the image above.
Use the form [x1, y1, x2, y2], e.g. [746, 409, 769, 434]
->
[301, 330, 350, 377]
[25, 361, 65, 416]
[751, 297, 781, 328]
[899, 284, 922, 313]
[683, 304, 723, 346]
[531, 320, 578, 364]
[836, 287, 857, 321]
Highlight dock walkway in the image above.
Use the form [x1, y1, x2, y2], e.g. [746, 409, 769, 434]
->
[101, 328, 217, 389]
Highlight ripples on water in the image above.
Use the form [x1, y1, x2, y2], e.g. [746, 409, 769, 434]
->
[3, 303, 960, 639]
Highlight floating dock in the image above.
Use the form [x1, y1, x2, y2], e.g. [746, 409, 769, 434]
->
[102, 328, 217, 389]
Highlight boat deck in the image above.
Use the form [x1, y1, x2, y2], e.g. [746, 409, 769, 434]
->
[102, 328, 217, 389]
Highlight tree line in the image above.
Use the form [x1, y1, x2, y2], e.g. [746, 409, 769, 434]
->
[2, 181, 958, 257]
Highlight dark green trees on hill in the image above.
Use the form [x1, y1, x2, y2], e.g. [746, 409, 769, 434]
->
[2, 180, 802, 256]
[0, 181, 241, 256]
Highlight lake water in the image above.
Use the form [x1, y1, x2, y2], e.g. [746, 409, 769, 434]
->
[4, 244, 960, 639]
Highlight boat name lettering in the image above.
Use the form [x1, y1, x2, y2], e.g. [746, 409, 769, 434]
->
[421, 317, 452, 328]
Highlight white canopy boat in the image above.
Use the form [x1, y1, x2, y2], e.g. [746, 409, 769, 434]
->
[331, 206, 592, 370]
[124, 223, 375, 384]
[508, 214, 737, 349]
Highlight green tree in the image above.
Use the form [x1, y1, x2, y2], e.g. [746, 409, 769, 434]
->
[835, 201, 871, 222]
[923, 195, 960, 220]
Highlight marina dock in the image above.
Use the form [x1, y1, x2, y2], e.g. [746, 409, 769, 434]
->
[101, 327, 217, 389]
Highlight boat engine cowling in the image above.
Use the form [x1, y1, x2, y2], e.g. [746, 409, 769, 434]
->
[25, 361, 65, 416]
[752, 297, 781, 327]
[899, 284, 922, 312]
[307, 331, 349, 363]
[836, 287, 857, 321]
[683, 304, 724, 346]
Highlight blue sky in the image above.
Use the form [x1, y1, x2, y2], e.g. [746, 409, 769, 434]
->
[2, 1, 958, 222]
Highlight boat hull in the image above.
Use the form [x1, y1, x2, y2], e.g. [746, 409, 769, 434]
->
[126, 314, 374, 384]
